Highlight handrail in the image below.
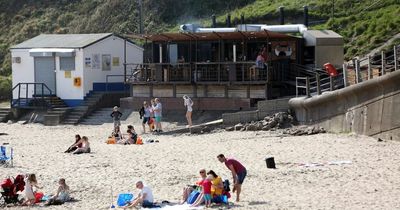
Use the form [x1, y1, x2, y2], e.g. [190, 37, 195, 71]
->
[10, 83, 53, 108]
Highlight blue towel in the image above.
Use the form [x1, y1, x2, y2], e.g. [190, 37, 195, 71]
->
[117, 193, 134, 207]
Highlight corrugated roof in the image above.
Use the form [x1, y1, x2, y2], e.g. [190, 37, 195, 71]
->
[11, 33, 113, 49]
[304, 30, 342, 38]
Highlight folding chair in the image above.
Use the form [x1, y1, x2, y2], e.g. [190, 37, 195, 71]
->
[0, 146, 13, 167]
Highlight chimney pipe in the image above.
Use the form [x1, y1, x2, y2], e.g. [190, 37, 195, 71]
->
[211, 14, 216, 28]
[240, 14, 245, 24]
[303, 5, 309, 27]
[279, 6, 284, 25]
[226, 14, 231, 27]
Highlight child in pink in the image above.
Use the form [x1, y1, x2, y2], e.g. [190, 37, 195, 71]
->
[202, 175, 213, 207]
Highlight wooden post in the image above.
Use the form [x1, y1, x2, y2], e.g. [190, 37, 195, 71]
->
[316, 73, 321, 95]
[394, 45, 398, 71]
[329, 76, 334, 91]
[306, 77, 310, 97]
[381, 51, 385, 75]
[355, 59, 360, 83]
[342, 63, 348, 87]
[367, 55, 372, 79]
[172, 84, 176, 97]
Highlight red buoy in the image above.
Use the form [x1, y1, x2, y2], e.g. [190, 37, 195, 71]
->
[323, 63, 338, 76]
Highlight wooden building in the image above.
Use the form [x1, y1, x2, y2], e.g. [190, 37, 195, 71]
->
[123, 30, 306, 111]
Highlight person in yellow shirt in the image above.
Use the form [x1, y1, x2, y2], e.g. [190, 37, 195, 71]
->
[207, 170, 223, 197]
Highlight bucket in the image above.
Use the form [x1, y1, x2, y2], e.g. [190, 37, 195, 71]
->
[265, 157, 276, 168]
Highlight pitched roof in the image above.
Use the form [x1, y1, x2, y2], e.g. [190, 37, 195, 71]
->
[11, 33, 113, 49]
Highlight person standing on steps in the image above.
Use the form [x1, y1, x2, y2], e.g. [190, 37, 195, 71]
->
[217, 154, 247, 202]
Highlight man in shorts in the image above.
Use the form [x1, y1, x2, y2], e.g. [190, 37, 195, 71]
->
[152, 98, 163, 132]
[217, 154, 247, 202]
[124, 181, 154, 208]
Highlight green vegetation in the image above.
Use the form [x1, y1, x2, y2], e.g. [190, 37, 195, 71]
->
[0, 0, 399, 84]
[0, 75, 11, 100]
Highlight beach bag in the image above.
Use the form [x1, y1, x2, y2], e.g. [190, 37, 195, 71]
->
[106, 137, 116, 144]
[223, 179, 230, 192]
[136, 136, 143, 145]
[187, 190, 200, 204]
[117, 193, 134, 207]
[34, 192, 44, 203]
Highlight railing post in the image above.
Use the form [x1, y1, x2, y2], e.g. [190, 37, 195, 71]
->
[306, 77, 310, 97]
[316, 73, 321, 95]
[329, 76, 334, 91]
[394, 45, 398, 71]
[342, 63, 348, 87]
[18, 84, 21, 107]
[26, 84, 28, 106]
[355, 59, 360, 83]
[381, 51, 386, 75]
[367, 55, 372, 79]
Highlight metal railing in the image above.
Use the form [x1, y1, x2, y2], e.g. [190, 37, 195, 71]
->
[344, 45, 399, 86]
[11, 83, 53, 108]
[294, 64, 344, 97]
[295, 45, 399, 98]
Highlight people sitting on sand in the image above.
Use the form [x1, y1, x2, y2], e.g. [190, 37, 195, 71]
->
[207, 170, 224, 203]
[123, 181, 155, 208]
[21, 174, 42, 206]
[70, 136, 90, 154]
[191, 174, 213, 207]
[45, 178, 71, 206]
[112, 126, 123, 142]
[126, 125, 138, 144]
[64, 134, 82, 153]
[181, 169, 207, 203]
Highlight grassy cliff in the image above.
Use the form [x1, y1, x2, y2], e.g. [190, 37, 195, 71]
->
[0, 0, 399, 78]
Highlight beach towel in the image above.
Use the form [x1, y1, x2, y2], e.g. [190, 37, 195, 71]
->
[140, 204, 203, 209]
[117, 193, 134, 207]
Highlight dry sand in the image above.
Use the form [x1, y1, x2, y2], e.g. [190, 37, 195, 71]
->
[1, 115, 400, 210]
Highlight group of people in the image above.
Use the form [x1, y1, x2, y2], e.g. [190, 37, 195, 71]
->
[122, 154, 247, 209]
[185, 154, 247, 207]
[109, 125, 139, 145]
[138, 98, 163, 133]
[21, 174, 71, 206]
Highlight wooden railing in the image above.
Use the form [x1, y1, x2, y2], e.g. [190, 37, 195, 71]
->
[125, 59, 294, 84]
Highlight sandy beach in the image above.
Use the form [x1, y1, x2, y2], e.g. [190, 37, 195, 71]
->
[1, 114, 400, 210]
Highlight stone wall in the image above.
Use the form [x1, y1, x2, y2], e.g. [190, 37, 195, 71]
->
[289, 70, 400, 141]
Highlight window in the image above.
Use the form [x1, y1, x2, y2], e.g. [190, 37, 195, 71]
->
[60, 57, 75, 70]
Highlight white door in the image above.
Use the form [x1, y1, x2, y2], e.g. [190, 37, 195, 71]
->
[34, 57, 56, 95]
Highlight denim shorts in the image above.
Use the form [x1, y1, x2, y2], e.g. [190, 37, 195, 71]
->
[237, 170, 247, 184]
[203, 194, 212, 201]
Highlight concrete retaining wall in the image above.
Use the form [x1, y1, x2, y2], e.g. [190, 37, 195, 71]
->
[222, 98, 290, 125]
[289, 70, 400, 140]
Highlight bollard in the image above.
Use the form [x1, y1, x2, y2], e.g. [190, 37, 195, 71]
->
[265, 157, 276, 168]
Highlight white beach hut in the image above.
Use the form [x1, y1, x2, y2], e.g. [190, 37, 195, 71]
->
[10, 33, 143, 107]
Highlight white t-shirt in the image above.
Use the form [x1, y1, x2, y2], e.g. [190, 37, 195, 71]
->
[184, 98, 193, 112]
[140, 186, 154, 203]
[153, 103, 162, 117]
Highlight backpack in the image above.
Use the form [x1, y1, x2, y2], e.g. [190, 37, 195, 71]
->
[223, 179, 230, 192]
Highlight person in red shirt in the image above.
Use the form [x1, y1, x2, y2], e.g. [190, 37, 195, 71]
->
[217, 154, 247, 202]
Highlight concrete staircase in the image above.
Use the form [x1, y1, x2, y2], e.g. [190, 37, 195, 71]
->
[0, 108, 12, 123]
[62, 92, 105, 125]
[80, 107, 131, 125]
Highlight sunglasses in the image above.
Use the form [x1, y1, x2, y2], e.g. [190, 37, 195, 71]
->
[199, 171, 205, 174]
